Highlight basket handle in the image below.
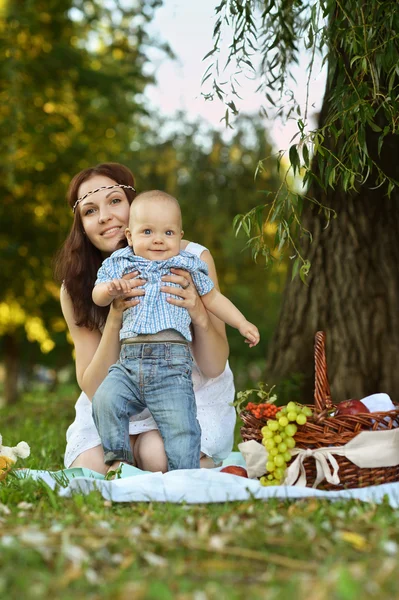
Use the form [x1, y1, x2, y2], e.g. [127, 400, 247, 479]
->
[314, 331, 333, 411]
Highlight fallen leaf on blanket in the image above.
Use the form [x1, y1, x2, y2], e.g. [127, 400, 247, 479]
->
[339, 531, 369, 551]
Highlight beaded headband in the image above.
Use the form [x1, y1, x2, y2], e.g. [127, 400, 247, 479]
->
[72, 184, 136, 213]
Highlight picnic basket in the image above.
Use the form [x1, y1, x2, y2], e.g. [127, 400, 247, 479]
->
[240, 331, 399, 490]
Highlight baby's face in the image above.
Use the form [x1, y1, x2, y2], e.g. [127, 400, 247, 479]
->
[126, 199, 183, 260]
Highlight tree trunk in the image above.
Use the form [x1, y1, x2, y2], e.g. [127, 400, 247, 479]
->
[4, 333, 19, 405]
[266, 101, 399, 404]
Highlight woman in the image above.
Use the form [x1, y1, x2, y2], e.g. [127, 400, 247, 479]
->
[56, 162, 236, 474]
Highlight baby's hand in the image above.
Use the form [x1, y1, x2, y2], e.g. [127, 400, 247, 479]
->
[239, 321, 260, 348]
[107, 278, 133, 297]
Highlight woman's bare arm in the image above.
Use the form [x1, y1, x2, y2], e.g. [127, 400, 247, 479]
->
[60, 274, 145, 399]
[190, 250, 230, 376]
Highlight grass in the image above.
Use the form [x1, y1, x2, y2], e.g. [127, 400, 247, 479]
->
[1, 386, 399, 599]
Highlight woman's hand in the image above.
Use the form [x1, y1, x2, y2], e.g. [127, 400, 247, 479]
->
[109, 271, 146, 316]
[160, 268, 209, 328]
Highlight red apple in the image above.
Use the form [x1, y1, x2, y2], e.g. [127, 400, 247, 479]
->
[335, 399, 370, 416]
[220, 466, 248, 478]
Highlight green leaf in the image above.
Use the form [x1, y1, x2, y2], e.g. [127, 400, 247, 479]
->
[291, 257, 300, 281]
[305, 26, 314, 50]
[288, 144, 300, 175]
[367, 120, 382, 133]
[227, 100, 239, 115]
[299, 260, 311, 284]
[302, 143, 310, 167]
[242, 218, 251, 237]
[350, 55, 362, 68]
[203, 47, 217, 62]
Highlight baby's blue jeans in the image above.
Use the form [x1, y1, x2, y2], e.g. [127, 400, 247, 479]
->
[92, 342, 201, 470]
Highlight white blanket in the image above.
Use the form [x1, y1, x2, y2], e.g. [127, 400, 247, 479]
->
[17, 452, 399, 507]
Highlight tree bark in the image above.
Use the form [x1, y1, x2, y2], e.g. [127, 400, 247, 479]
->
[266, 102, 399, 404]
[4, 333, 19, 405]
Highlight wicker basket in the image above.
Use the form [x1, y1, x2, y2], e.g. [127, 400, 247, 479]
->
[240, 331, 399, 490]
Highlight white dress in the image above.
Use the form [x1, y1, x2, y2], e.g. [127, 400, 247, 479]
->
[64, 242, 237, 467]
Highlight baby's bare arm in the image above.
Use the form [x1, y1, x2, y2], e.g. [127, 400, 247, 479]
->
[92, 279, 133, 307]
[202, 289, 260, 347]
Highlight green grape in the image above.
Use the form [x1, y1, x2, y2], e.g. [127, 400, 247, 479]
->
[283, 451, 292, 462]
[285, 436, 296, 449]
[302, 406, 313, 417]
[262, 428, 274, 439]
[260, 476, 268, 486]
[285, 423, 298, 437]
[267, 474, 274, 480]
[286, 401, 297, 412]
[287, 411, 297, 422]
[268, 420, 279, 432]
[274, 455, 286, 467]
[266, 460, 276, 472]
[275, 412, 283, 420]
[270, 448, 279, 457]
[280, 407, 288, 415]
[280, 431, 287, 439]
[278, 442, 287, 453]
[273, 434, 282, 444]
[274, 467, 285, 480]
[278, 416, 289, 427]
[265, 439, 276, 451]
[296, 413, 307, 425]
[261, 438, 268, 447]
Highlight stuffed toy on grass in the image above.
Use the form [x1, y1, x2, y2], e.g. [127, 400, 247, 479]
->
[0, 434, 30, 481]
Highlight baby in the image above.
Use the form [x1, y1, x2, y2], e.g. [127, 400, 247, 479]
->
[91, 190, 259, 474]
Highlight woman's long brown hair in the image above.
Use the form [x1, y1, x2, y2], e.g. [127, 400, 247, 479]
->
[54, 163, 136, 330]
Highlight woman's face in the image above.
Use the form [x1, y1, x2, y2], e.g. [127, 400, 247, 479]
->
[77, 175, 131, 255]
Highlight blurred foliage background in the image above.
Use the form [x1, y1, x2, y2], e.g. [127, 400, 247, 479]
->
[0, 0, 287, 407]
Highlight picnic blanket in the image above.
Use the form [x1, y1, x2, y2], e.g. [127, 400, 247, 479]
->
[16, 452, 399, 507]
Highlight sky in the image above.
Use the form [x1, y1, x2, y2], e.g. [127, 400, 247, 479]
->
[145, 0, 327, 152]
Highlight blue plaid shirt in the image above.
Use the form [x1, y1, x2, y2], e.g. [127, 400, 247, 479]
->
[95, 247, 214, 341]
